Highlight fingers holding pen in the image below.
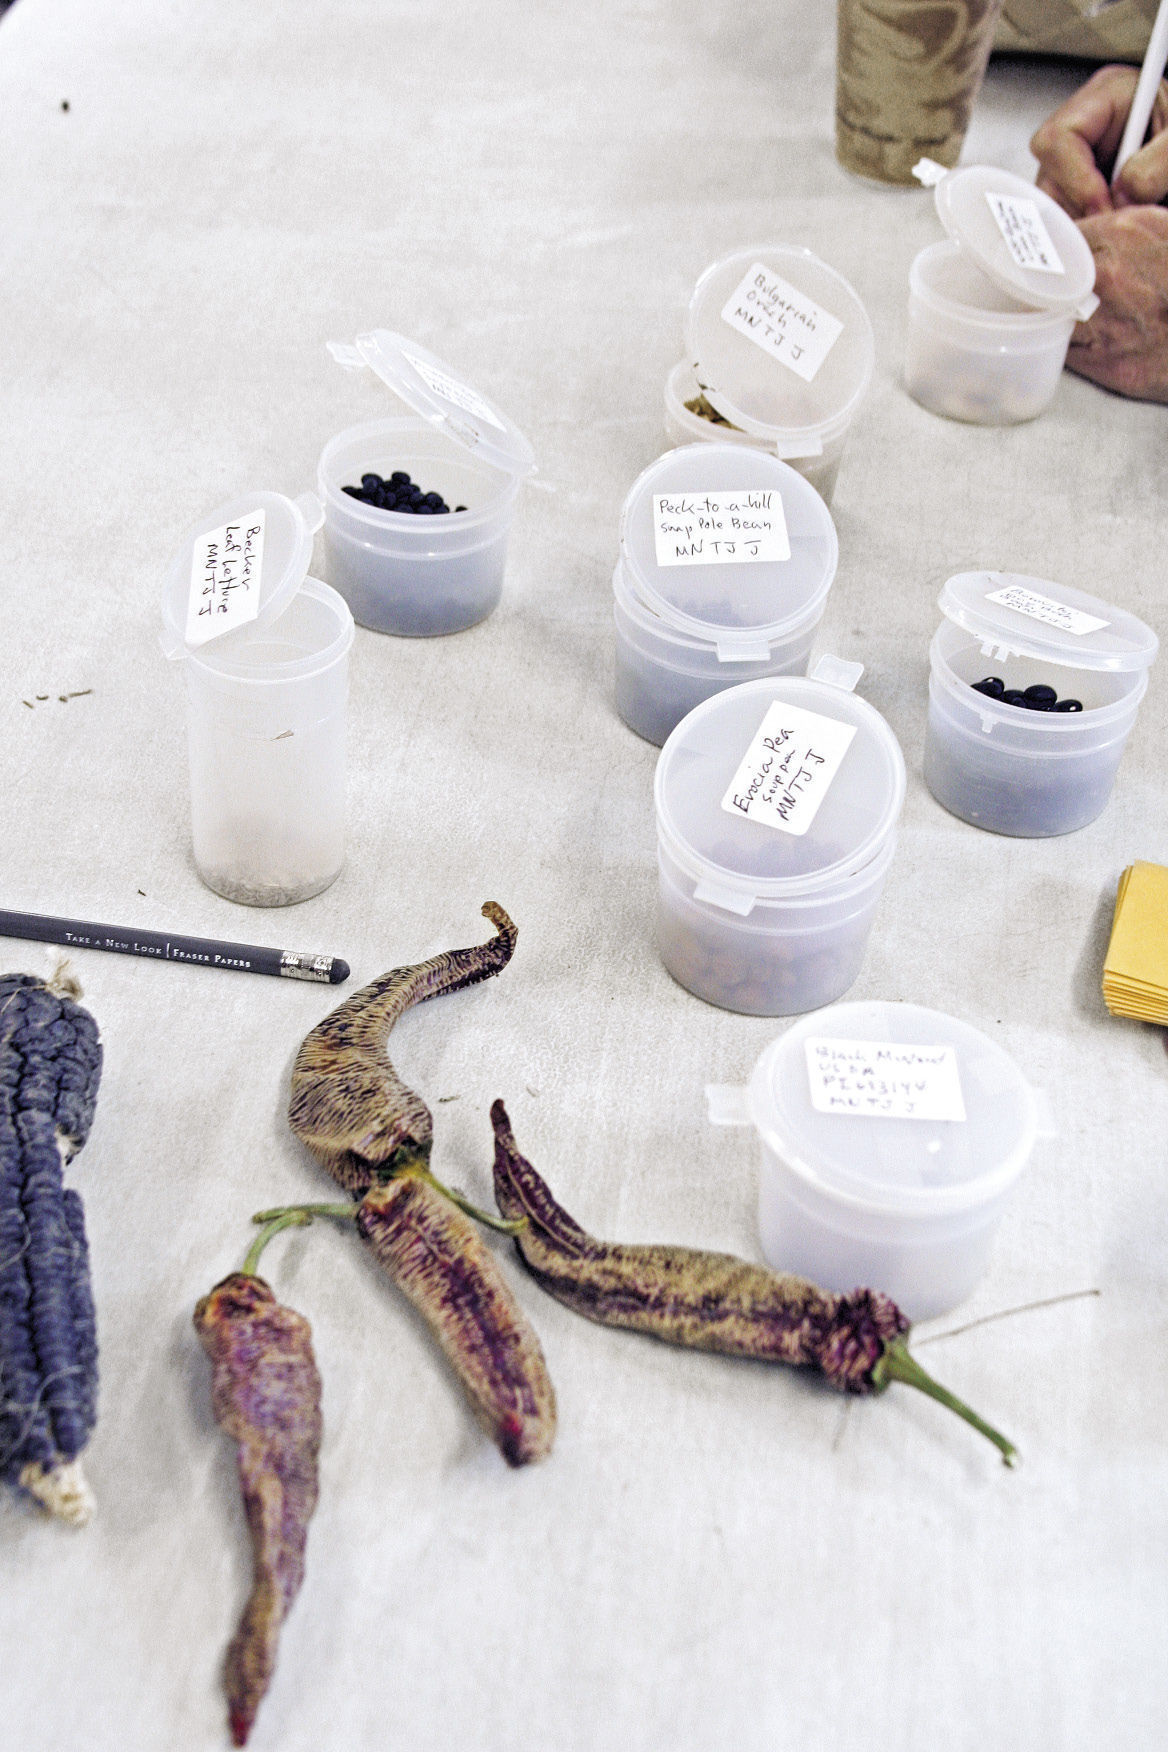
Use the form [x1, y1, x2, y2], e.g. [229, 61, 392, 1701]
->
[1112, 80, 1168, 206]
[1029, 65, 1163, 218]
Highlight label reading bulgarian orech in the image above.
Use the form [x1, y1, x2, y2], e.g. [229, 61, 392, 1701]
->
[720, 264, 843, 383]
[804, 1038, 967, 1122]
[986, 193, 1064, 275]
[185, 510, 265, 647]
[985, 582, 1109, 637]
[721, 701, 855, 837]
[401, 350, 507, 431]
[652, 489, 790, 567]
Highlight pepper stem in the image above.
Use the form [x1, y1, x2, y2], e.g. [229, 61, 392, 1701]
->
[410, 1165, 528, 1236]
[242, 1202, 357, 1276]
[872, 1339, 1019, 1467]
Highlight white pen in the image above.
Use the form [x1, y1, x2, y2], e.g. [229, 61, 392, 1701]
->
[1112, 0, 1168, 184]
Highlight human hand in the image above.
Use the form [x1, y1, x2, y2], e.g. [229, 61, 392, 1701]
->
[1066, 206, 1168, 402]
[1030, 65, 1168, 217]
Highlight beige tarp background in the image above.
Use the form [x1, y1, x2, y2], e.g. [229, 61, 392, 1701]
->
[996, 0, 1157, 61]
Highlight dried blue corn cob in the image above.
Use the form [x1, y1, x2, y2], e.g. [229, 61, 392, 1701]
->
[0, 971, 103, 1522]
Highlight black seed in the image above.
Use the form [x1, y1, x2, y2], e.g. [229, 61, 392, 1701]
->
[1001, 690, 1028, 707]
[390, 471, 410, 486]
[1023, 685, 1057, 704]
[1054, 698, 1083, 712]
[973, 677, 1005, 697]
[361, 474, 382, 491]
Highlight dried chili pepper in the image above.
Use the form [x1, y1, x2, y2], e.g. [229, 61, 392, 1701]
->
[194, 1251, 322, 1747]
[0, 970, 103, 1523]
[287, 901, 517, 1197]
[490, 1100, 1017, 1465]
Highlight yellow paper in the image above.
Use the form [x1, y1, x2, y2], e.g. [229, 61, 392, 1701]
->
[1103, 862, 1168, 1018]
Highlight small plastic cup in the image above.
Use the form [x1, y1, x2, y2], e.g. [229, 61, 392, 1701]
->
[319, 332, 535, 636]
[668, 245, 876, 506]
[653, 661, 905, 1016]
[924, 570, 1158, 837]
[613, 443, 839, 745]
[708, 1000, 1048, 1321]
[162, 491, 355, 905]
[905, 164, 1098, 425]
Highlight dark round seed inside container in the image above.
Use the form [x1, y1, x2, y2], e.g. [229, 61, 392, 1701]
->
[1054, 698, 1083, 713]
[972, 677, 1005, 698]
[1024, 684, 1057, 705]
[341, 469, 454, 515]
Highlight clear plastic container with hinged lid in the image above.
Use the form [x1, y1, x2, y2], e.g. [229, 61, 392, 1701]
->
[664, 245, 875, 505]
[924, 570, 1158, 837]
[653, 662, 905, 1016]
[905, 162, 1099, 425]
[613, 442, 839, 745]
[708, 1000, 1053, 1320]
[320, 331, 536, 636]
[162, 490, 354, 905]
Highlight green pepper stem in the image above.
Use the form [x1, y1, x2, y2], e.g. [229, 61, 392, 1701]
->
[242, 1202, 357, 1276]
[873, 1340, 1019, 1467]
[411, 1166, 528, 1236]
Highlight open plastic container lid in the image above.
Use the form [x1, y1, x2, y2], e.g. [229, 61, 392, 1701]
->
[684, 245, 875, 456]
[327, 330, 536, 481]
[933, 165, 1098, 320]
[619, 443, 839, 660]
[747, 1001, 1040, 1214]
[940, 570, 1159, 673]
[654, 668, 905, 907]
[160, 489, 324, 661]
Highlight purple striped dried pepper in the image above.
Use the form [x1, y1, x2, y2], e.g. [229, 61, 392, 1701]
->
[284, 906, 555, 1466]
[194, 1262, 322, 1748]
[490, 1100, 1017, 1465]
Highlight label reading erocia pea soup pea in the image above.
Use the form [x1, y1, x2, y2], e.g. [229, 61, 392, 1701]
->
[985, 582, 1109, 637]
[985, 193, 1065, 276]
[804, 1038, 967, 1122]
[720, 700, 856, 837]
[652, 489, 790, 567]
[185, 510, 265, 647]
[400, 350, 507, 432]
[720, 264, 843, 383]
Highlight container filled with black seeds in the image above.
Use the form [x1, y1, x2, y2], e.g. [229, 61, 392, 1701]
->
[319, 331, 535, 637]
[924, 570, 1158, 837]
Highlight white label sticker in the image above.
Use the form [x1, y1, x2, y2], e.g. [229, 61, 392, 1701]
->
[401, 350, 507, 431]
[720, 700, 856, 837]
[720, 264, 843, 383]
[985, 583, 1109, 638]
[804, 1038, 967, 1121]
[651, 489, 790, 568]
[986, 193, 1065, 276]
[185, 510, 265, 647]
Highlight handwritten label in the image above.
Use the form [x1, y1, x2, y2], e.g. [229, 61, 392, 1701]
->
[985, 583, 1108, 638]
[720, 700, 856, 837]
[986, 193, 1065, 276]
[720, 264, 843, 383]
[804, 1038, 967, 1122]
[651, 489, 790, 567]
[401, 350, 507, 431]
[185, 510, 265, 647]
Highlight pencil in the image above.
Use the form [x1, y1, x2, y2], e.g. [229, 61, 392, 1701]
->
[0, 907, 349, 984]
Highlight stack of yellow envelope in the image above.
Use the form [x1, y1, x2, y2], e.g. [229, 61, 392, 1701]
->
[1103, 862, 1168, 1023]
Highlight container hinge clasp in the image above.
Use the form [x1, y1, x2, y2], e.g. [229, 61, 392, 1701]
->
[912, 157, 949, 188]
[692, 879, 757, 917]
[293, 491, 325, 535]
[705, 1084, 752, 1127]
[810, 653, 863, 693]
[716, 635, 772, 664]
[326, 340, 368, 372]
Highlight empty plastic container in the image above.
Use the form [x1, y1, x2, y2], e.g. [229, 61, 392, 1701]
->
[924, 570, 1158, 837]
[708, 1000, 1047, 1321]
[905, 163, 1098, 424]
[665, 244, 875, 505]
[162, 491, 354, 906]
[654, 661, 905, 1016]
[319, 331, 535, 636]
[613, 442, 839, 745]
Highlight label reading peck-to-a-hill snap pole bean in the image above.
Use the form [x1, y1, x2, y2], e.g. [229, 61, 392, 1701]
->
[720, 264, 844, 383]
[185, 510, 265, 647]
[720, 700, 856, 837]
[652, 489, 790, 567]
[804, 1038, 967, 1121]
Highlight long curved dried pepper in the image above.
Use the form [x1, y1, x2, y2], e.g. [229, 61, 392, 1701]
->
[356, 1174, 555, 1466]
[194, 1270, 322, 1748]
[287, 901, 517, 1197]
[0, 971, 103, 1523]
[490, 1100, 1017, 1465]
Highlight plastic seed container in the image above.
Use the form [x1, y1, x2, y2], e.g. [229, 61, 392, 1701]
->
[924, 570, 1158, 837]
[653, 662, 905, 1016]
[162, 491, 354, 906]
[319, 331, 535, 636]
[905, 164, 1098, 425]
[665, 245, 875, 506]
[708, 1001, 1048, 1321]
[613, 442, 839, 746]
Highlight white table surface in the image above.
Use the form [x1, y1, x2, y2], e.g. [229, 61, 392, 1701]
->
[0, 5, 1165, 1749]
